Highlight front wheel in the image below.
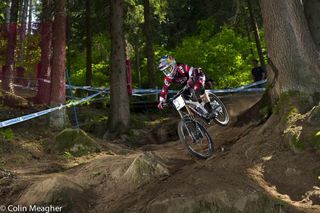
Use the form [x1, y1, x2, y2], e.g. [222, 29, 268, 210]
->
[178, 118, 214, 159]
[207, 92, 230, 126]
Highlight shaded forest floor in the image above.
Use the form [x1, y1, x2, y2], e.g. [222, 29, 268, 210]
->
[1, 93, 320, 212]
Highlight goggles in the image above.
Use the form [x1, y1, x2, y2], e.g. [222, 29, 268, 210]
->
[162, 66, 173, 76]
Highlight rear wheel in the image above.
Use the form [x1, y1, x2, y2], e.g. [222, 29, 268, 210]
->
[178, 118, 214, 159]
[207, 92, 229, 126]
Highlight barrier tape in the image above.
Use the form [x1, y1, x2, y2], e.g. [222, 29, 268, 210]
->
[0, 75, 50, 83]
[11, 79, 266, 95]
[0, 90, 107, 129]
[131, 80, 267, 96]
[208, 80, 266, 94]
[2, 75, 267, 94]
[0, 80, 266, 128]
[12, 83, 38, 91]
[65, 85, 107, 92]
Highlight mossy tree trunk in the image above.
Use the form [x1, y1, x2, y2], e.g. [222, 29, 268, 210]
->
[237, 0, 320, 126]
[109, 0, 130, 133]
[244, 0, 320, 152]
[260, 0, 320, 104]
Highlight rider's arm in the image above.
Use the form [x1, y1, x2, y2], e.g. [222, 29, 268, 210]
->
[159, 76, 173, 104]
[187, 67, 205, 87]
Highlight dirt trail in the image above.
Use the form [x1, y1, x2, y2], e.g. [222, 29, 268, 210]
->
[1, 92, 320, 212]
[94, 123, 320, 213]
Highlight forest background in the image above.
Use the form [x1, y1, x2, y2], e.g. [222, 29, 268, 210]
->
[0, 0, 265, 90]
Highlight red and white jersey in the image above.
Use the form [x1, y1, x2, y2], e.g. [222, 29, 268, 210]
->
[159, 63, 205, 101]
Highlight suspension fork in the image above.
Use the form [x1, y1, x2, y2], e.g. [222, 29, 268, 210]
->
[177, 110, 184, 118]
[177, 105, 193, 118]
[179, 105, 202, 141]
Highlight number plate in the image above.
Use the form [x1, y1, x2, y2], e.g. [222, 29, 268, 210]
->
[173, 95, 185, 110]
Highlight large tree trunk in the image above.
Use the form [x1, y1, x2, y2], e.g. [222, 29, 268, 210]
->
[109, 0, 130, 133]
[304, 0, 320, 49]
[17, 0, 28, 64]
[49, 0, 67, 130]
[247, 0, 265, 69]
[143, 0, 156, 88]
[260, 0, 320, 102]
[85, 0, 92, 86]
[36, 0, 53, 105]
[27, 0, 32, 35]
[3, 0, 20, 92]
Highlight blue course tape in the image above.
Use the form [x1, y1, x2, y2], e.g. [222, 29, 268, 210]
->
[131, 80, 267, 96]
[0, 90, 107, 129]
[67, 80, 267, 95]
[0, 80, 266, 128]
[66, 85, 108, 92]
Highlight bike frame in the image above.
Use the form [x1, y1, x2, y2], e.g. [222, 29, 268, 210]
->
[172, 89, 209, 120]
[169, 87, 215, 159]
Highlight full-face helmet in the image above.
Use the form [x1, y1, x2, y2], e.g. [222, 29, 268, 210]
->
[158, 55, 177, 77]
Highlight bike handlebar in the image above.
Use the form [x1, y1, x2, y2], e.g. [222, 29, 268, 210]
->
[164, 85, 190, 107]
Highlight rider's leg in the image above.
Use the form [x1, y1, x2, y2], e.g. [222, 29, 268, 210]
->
[200, 91, 212, 112]
[195, 84, 214, 118]
[194, 76, 215, 120]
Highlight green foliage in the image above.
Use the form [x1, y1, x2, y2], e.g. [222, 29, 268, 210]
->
[173, 26, 253, 88]
[67, 0, 264, 91]
[63, 151, 74, 159]
[0, 33, 41, 77]
[125, 0, 145, 58]
[71, 62, 109, 87]
[274, 91, 311, 120]
[15, 34, 41, 77]
[92, 34, 111, 63]
[163, 0, 237, 48]
[150, 0, 168, 23]
[0, 1, 6, 23]
[0, 128, 15, 140]
[126, 0, 144, 29]
[53, 128, 99, 156]
[0, 37, 6, 65]
[70, 34, 110, 87]
[134, 20, 257, 89]
[291, 134, 305, 151]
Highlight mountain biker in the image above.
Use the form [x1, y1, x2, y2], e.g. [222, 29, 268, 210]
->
[157, 55, 215, 120]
